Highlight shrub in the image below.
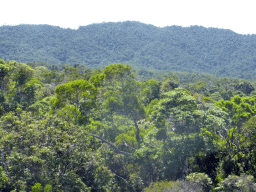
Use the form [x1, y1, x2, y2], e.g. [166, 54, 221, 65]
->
[143, 180, 203, 192]
[215, 174, 256, 192]
[186, 172, 212, 192]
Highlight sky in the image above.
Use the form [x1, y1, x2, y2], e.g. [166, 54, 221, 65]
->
[1, 0, 256, 35]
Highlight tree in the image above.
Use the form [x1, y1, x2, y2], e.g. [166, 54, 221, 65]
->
[52, 79, 96, 125]
[216, 174, 256, 191]
[0, 62, 11, 97]
[121, 79, 145, 148]
[0, 166, 9, 190]
[92, 64, 145, 148]
[160, 77, 179, 93]
[31, 183, 43, 192]
[186, 172, 212, 192]
[140, 79, 160, 106]
[148, 88, 229, 181]
[11, 63, 34, 102]
[63, 66, 81, 82]
[0, 111, 114, 191]
[215, 94, 256, 127]
[103, 63, 133, 84]
[235, 81, 255, 95]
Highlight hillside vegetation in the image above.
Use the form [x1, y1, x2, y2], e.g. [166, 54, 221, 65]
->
[1, 21, 256, 80]
[1, 59, 256, 191]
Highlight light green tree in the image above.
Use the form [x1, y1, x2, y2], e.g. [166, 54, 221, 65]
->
[0, 62, 11, 97]
[52, 79, 96, 125]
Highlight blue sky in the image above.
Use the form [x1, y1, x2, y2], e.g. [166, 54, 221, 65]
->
[1, 0, 256, 35]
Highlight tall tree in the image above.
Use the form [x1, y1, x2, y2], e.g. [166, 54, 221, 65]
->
[11, 63, 34, 101]
[52, 79, 96, 125]
[102, 64, 145, 148]
[0, 61, 11, 97]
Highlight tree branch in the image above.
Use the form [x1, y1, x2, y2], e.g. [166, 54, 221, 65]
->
[90, 134, 131, 156]
[113, 173, 129, 184]
[122, 140, 136, 150]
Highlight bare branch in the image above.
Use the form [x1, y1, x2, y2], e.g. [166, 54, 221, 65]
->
[113, 173, 129, 184]
[122, 140, 136, 150]
[90, 134, 131, 156]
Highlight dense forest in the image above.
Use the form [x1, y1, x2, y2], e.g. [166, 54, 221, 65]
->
[1, 58, 256, 191]
[1, 21, 256, 80]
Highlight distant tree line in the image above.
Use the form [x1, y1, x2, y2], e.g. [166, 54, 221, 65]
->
[1, 21, 256, 80]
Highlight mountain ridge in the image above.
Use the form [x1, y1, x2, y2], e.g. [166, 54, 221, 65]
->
[1, 21, 256, 79]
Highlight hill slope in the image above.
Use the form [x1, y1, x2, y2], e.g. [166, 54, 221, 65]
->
[1, 21, 256, 79]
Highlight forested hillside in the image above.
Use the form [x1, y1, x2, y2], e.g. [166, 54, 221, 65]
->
[1, 59, 256, 191]
[1, 21, 256, 80]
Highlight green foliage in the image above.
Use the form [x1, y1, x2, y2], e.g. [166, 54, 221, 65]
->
[190, 152, 221, 185]
[143, 180, 180, 192]
[0, 59, 5, 64]
[0, 111, 113, 191]
[103, 63, 133, 82]
[186, 172, 212, 192]
[215, 94, 256, 126]
[0, 62, 11, 96]
[202, 96, 215, 103]
[0, 166, 8, 189]
[12, 63, 34, 88]
[31, 183, 43, 192]
[140, 79, 160, 105]
[115, 127, 147, 151]
[143, 180, 203, 192]
[3, 22, 256, 81]
[64, 66, 81, 81]
[150, 88, 228, 137]
[43, 184, 52, 192]
[211, 92, 223, 101]
[160, 78, 179, 93]
[53, 79, 96, 125]
[0, 59, 256, 191]
[234, 81, 255, 95]
[216, 174, 256, 192]
[188, 81, 210, 95]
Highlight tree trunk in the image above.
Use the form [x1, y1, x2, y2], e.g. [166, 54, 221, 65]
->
[134, 120, 141, 148]
[111, 112, 114, 130]
[0, 80, 3, 97]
